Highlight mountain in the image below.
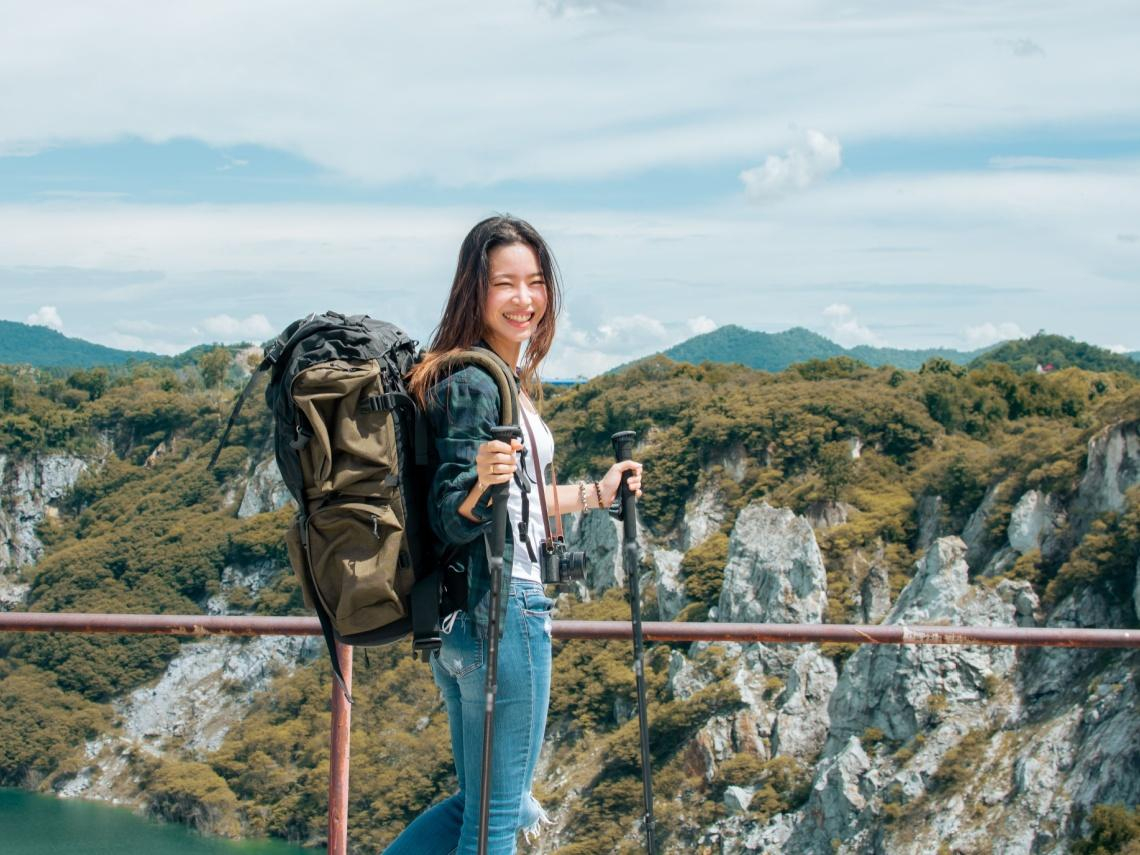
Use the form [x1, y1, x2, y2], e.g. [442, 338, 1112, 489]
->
[660, 325, 986, 372]
[969, 332, 1140, 378]
[0, 320, 158, 368]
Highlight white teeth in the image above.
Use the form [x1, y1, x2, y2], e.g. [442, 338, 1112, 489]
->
[505, 313, 533, 322]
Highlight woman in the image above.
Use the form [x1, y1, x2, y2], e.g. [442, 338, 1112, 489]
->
[383, 215, 643, 855]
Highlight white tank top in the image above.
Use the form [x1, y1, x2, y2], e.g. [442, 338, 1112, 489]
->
[508, 406, 555, 583]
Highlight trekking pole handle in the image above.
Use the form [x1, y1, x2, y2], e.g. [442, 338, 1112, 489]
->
[611, 430, 637, 533]
[488, 426, 521, 555]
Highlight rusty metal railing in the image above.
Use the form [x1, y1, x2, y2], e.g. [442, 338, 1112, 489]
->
[2, 611, 1137, 854]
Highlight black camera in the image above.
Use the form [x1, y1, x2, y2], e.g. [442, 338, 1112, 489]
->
[540, 539, 586, 586]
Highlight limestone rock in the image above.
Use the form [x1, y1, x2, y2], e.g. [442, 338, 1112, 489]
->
[723, 785, 755, 814]
[981, 545, 1019, 578]
[668, 650, 706, 701]
[1023, 585, 1116, 704]
[680, 480, 726, 550]
[860, 562, 891, 624]
[826, 538, 1017, 749]
[915, 494, 942, 551]
[205, 561, 282, 615]
[1067, 661, 1140, 817]
[1076, 419, 1140, 518]
[118, 635, 316, 756]
[1006, 489, 1062, 554]
[652, 547, 687, 620]
[804, 500, 855, 531]
[237, 457, 292, 519]
[996, 578, 1040, 627]
[771, 648, 837, 760]
[0, 453, 88, 572]
[58, 633, 318, 804]
[566, 508, 622, 594]
[792, 737, 874, 849]
[733, 813, 795, 854]
[0, 577, 30, 612]
[719, 442, 749, 483]
[962, 484, 1000, 572]
[684, 715, 735, 781]
[718, 502, 827, 627]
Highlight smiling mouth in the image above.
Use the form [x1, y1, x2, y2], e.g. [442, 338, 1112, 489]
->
[504, 312, 534, 324]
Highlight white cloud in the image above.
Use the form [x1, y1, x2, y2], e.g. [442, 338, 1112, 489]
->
[821, 303, 885, 347]
[1, 159, 1138, 364]
[823, 303, 852, 319]
[100, 331, 187, 356]
[1107, 344, 1133, 354]
[998, 37, 1046, 58]
[565, 313, 670, 354]
[964, 322, 1026, 348]
[545, 309, 690, 377]
[740, 130, 842, 201]
[687, 315, 717, 335]
[26, 305, 64, 332]
[202, 313, 276, 341]
[2, 2, 1136, 187]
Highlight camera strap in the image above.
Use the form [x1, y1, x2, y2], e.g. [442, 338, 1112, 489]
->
[512, 449, 539, 564]
[520, 403, 563, 547]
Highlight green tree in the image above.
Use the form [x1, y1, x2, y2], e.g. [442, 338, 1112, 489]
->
[67, 367, 110, 400]
[200, 347, 232, 389]
[817, 441, 856, 500]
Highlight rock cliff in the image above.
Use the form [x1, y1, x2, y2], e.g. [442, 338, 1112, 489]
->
[0, 452, 89, 610]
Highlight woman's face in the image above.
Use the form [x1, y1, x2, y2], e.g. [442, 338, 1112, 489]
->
[482, 242, 548, 359]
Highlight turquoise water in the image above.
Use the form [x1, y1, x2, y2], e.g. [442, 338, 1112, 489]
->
[0, 789, 311, 854]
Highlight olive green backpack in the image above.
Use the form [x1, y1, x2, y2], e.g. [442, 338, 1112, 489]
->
[212, 311, 518, 697]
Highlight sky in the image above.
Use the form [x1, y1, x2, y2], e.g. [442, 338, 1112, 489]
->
[1, 0, 1138, 378]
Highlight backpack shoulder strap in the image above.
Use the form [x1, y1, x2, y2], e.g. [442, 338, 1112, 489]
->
[207, 368, 265, 470]
[434, 347, 520, 428]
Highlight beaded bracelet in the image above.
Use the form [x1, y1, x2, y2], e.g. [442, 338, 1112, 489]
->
[593, 480, 604, 508]
[578, 481, 590, 513]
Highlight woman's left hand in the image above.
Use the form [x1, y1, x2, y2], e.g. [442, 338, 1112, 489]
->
[599, 460, 643, 507]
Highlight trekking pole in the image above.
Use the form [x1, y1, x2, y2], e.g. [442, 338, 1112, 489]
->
[478, 425, 521, 855]
[611, 430, 656, 855]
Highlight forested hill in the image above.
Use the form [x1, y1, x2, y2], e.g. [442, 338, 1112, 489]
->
[658, 325, 1140, 377]
[1, 349, 1138, 852]
[969, 332, 1140, 378]
[0, 321, 158, 368]
[660, 325, 986, 372]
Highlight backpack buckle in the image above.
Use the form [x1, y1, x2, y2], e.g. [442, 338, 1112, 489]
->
[360, 393, 399, 413]
[412, 636, 442, 662]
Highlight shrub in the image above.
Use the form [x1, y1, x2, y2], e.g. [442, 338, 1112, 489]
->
[929, 728, 992, 793]
[1072, 804, 1140, 855]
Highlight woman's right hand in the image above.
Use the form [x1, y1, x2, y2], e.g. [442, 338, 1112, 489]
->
[475, 437, 523, 491]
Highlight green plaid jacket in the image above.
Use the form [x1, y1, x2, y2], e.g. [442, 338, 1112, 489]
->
[424, 365, 516, 637]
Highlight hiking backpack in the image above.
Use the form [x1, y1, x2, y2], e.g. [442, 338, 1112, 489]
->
[212, 310, 519, 695]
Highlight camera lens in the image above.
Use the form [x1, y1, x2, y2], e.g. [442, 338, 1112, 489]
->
[562, 551, 587, 582]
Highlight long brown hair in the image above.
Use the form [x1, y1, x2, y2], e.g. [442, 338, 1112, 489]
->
[408, 215, 562, 406]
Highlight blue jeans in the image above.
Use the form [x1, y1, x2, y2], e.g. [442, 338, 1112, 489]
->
[382, 581, 553, 855]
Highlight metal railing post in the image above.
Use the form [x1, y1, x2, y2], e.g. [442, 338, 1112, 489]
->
[328, 642, 353, 855]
